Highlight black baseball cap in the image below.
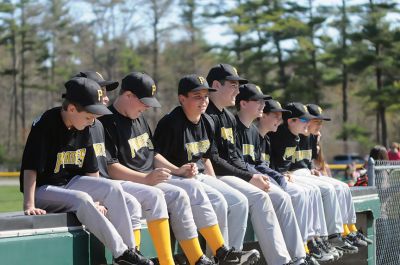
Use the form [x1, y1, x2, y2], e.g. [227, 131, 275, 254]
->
[74, 71, 119, 91]
[178, 74, 216, 95]
[263, 99, 291, 114]
[121, 72, 161, 108]
[236, 83, 271, 104]
[206, 63, 248, 85]
[306, 104, 331, 121]
[63, 77, 112, 115]
[283, 102, 315, 120]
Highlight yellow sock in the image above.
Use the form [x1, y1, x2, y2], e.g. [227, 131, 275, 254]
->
[349, 224, 358, 233]
[133, 229, 141, 250]
[179, 238, 204, 265]
[147, 219, 174, 265]
[342, 224, 351, 237]
[199, 224, 225, 256]
[305, 243, 310, 254]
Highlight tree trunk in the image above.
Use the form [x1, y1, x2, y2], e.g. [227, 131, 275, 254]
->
[20, 0, 27, 141]
[308, 0, 319, 104]
[274, 36, 286, 90]
[341, 0, 349, 153]
[152, 0, 159, 84]
[11, 23, 19, 153]
[375, 43, 387, 146]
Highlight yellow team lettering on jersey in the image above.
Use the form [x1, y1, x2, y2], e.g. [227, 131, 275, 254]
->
[221, 127, 234, 144]
[261, 153, 270, 162]
[242, 144, 255, 161]
[283, 147, 296, 159]
[54, 148, 87, 173]
[93, 143, 106, 157]
[283, 147, 312, 163]
[185, 140, 210, 161]
[128, 133, 153, 158]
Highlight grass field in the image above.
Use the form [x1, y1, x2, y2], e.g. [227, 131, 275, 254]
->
[0, 185, 22, 212]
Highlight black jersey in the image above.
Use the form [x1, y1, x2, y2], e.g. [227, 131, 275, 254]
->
[89, 119, 110, 178]
[260, 134, 271, 167]
[299, 134, 315, 168]
[206, 101, 253, 182]
[309, 134, 318, 160]
[153, 106, 213, 173]
[235, 116, 287, 187]
[20, 107, 98, 192]
[269, 124, 313, 173]
[99, 105, 155, 173]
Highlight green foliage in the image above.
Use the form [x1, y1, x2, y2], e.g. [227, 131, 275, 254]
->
[337, 123, 372, 148]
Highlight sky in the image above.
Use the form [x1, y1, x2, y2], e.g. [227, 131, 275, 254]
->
[69, 0, 399, 47]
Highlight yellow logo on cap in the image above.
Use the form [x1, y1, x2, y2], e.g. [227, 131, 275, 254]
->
[232, 67, 238, 76]
[276, 102, 282, 108]
[198, 76, 206, 84]
[151, 84, 157, 96]
[303, 105, 308, 112]
[317, 106, 323, 114]
[97, 89, 103, 102]
[256, 85, 262, 94]
[96, 72, 104, 80]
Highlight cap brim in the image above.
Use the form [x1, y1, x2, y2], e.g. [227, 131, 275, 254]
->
[250, 94, 272, 100]
[99, 81, 119, 91]
[268, 108, 292, 113]
[84, 104, 112, 115]
[314, 115, 331, 121]
[140, 97, 161, 108]
[299, 113, 316, 120]
[191, 86, 217, 92]
[225, 76, 248, 84]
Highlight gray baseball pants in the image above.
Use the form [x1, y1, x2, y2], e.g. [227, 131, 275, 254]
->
[35, 175, 135, 258]
[293, 169, 344, 235]
[120, 179, 201, 241]
[266, 180, 307, 261]
[280, 180, 311, 243]
[217, 175, 292, 265]
[196, 174, 249, 250]
[315, 175, 356, 224]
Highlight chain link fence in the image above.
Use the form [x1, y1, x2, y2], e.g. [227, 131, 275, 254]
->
[371, 160, 400, 265]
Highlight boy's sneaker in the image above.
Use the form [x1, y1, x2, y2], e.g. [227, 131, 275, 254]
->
[215, 246, 260, 265]
[323, 238, 343, 259]
[315, 237, 340, 261]
[115, 248, 154, 265]
[356, 230, 373, 245]
[307, 238, 334, 262]
[195, 255, 215, 265]
[305, 254, 320, 265]
[346, 233, 368, 247]
[328, 234, 358, 254]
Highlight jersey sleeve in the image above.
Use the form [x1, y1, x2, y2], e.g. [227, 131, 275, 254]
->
[153, 115, 175, 158]
[207, 114, 253, 182]
[20, 117, 48, 192]
[100, 116, 120, 165]
[82, 135, 99, 174]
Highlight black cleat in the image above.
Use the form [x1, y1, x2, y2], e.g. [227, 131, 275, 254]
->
[307, 238, 334, 262]
[356, 230, 373, 245]
[328, 234, 358, 254]
[195, 255, 215, 265]
[115, 248, 154, 265]
[346, 233, 368, 247]
[215, 246, 260, 265]
[317, 238, 341, 260]
[305, 254, 320, 265]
